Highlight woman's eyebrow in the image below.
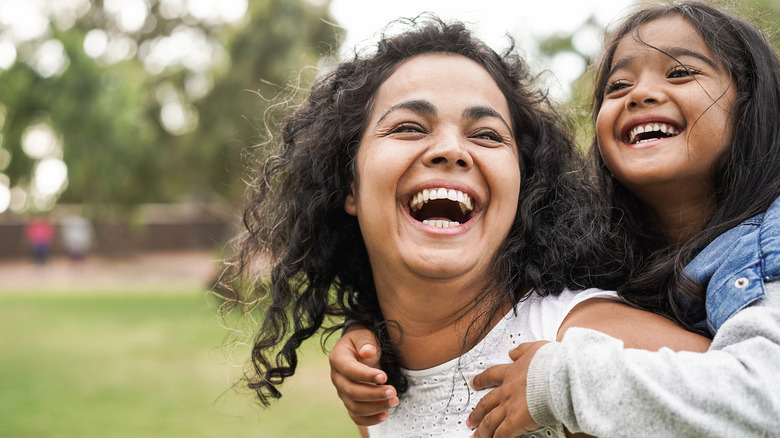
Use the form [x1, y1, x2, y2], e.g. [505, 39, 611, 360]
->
[463, 106, 513, 134]
[376, 100, 436, 125]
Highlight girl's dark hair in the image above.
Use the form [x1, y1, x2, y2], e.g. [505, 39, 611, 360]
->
[590, 1, 780, 327]
[221, 15, 627, 405]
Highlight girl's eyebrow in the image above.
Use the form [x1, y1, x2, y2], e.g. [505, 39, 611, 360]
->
[608, 46, 720, 78]
[376, 99, 512, 134]
[665, 46, 720, 70]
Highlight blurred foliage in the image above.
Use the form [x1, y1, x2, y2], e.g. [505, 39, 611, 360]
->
[185, 1, 342, 204]
[0, 0, 341, 217]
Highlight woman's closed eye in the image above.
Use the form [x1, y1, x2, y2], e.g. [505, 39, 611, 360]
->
[388, 122, 428, 136]
[471, 129, 504, 144]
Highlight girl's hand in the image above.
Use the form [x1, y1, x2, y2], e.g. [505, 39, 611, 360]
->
[330, 324, 399, 426]
[467, 341, 549, 438]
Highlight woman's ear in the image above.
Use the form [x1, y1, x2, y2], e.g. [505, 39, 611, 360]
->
[344, 184, 357, 216]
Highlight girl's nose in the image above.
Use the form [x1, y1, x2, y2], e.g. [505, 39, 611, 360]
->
[627, 96, 660, 109]
[626, 81, 666, 110]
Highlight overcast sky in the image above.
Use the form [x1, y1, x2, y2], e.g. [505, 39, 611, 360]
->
[328, 0, 638, 99]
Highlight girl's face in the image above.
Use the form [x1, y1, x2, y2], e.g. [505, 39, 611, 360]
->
[344, 53, 520, 289]
[596, 15, 736, 206]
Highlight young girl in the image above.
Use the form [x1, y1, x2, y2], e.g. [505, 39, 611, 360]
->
[222, 16, 707, 437]
[465, 2, 780, 436]
[331, 2, 780, 436]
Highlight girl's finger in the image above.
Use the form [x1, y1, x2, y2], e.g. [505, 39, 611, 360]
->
[470, 364, 507, 390]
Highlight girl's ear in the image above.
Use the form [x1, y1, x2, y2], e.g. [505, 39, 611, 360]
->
[344, 184, 357, 216]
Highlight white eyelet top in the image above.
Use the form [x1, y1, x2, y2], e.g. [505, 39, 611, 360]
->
[367, 288, 619, 438]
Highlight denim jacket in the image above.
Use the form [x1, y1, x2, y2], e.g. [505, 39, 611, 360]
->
[684, 196, 780, 334]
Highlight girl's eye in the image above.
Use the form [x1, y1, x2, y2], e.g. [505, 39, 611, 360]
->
[668, 65, 700, 79]
[605, 79, 630, 95]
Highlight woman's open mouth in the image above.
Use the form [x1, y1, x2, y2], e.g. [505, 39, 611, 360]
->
[409, 188, 474, 228]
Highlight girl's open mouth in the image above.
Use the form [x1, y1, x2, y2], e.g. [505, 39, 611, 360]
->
[626, 122, 681, 145]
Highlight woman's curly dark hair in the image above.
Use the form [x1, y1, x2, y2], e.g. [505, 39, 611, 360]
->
[589, 1, 780, 330]
[220, 15, 628, 405]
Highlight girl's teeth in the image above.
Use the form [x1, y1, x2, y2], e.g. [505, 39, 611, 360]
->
[628, 123, 680, 144]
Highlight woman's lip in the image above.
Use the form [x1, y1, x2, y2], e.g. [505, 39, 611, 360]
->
[404, 207, 476, 235]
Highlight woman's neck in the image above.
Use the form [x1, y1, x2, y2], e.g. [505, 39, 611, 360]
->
[373, 275, 510, 370]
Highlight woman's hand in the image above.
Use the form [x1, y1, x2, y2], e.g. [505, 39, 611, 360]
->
[330, 324, 399, 426]
[467, 341, 549, 438]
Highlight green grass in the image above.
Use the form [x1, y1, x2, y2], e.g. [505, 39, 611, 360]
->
[0, 289, 359, 438]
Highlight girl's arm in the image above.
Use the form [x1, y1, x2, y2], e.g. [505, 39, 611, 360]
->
[471, 283, 780, 437]
[555, 298, 712, 351]
[329, 325, 398, 426]
[468, 297, 712, 438]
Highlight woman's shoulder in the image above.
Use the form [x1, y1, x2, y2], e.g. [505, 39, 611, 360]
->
[520, 288, 621, 309]
[510, 288, 621, 341]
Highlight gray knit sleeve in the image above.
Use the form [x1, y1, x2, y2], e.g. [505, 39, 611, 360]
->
[526, 341, 560, 427]
[537, 281, 780, 437]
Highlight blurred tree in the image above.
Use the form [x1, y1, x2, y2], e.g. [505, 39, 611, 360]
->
[0, 0, 341, 217]
[180, 0, 342, 203]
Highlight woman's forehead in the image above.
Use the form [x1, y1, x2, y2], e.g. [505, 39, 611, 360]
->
[370, 53, 511, 122]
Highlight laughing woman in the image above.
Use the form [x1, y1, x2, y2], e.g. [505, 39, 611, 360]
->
[220, 17, 708, 437]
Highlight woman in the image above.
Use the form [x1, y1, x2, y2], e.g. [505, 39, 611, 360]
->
[221, 17, 708, 437]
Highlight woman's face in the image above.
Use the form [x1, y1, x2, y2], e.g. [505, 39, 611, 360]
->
[596, 15, 736, 207]
[345, 53, 520, 289]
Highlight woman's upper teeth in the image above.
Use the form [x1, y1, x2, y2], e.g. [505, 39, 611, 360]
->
[629, 122, 680, 144]
[410, 188, 473, 214]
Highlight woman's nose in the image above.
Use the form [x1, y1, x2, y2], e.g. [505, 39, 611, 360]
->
[423, 131, 473, 169]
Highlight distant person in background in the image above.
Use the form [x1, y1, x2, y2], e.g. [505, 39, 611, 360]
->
[61, 214, 93, 263]
[25, 216, 54, 265]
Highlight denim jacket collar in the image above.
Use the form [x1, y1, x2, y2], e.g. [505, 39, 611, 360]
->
[684, 196, 780, 334]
